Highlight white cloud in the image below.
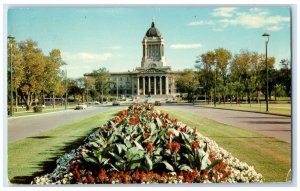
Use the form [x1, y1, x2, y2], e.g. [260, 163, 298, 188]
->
[106, 46, 122, 50]
[212, 7, 237, 17]
[170, 43, 202, 49]
[188, 20, 215, 26]
[218, 12, 290, 29]
[267, 25, 282, 31]
[62, 52, 113, 63]
[61, 52, 115, 78]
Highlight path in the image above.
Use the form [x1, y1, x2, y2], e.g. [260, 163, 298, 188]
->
[163, 104, 291, 143]
[7, 105, 120, 143]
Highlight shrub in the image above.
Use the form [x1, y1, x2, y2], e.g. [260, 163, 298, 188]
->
[33, 106, 43, 113]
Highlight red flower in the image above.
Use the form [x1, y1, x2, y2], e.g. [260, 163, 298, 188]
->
[144, 132, 150, 138]
[191, 141, 200, 150]
[146, 140, 155, 152]
[87, 173, 95, 183]
[165, 113, 170, 120]
[119, 110, 128, 119]
[112, 116, 122, 123]
[129, 116, 140, 125]
[151, 112, 157, 119]
[133, 109, 139, 115]
[166, 131, 175, 139]
[166, 142, 181, 152]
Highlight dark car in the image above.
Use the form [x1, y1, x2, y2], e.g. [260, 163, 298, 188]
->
[154, 101, 161, 106]
[112, 101, 120, 106]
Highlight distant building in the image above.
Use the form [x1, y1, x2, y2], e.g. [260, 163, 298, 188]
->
[109, 21, 181, 98]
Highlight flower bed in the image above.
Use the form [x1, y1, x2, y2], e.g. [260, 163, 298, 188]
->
[32, 103, 263, 184]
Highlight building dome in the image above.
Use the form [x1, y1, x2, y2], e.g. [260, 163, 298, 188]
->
[145, 22, 161, 37]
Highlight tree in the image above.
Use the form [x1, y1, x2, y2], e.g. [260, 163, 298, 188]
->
[11, 39, 66, 110]
[277, 59, 291, 97]
[17, 39, 47, 110]
[215, 48, 232, 103]
[227, 82, 235, 105]
[230, 50, 252, 103]
[91, 68, 114, 103]
[83, 76, 95, 102]
[7, 38, 23, 111]
[41, 49, 64, 107]
[273, 84, 286, 101]
[176, 69, 199, 103]
[68, 79, 82, 102]
[195, 51, 215, 103]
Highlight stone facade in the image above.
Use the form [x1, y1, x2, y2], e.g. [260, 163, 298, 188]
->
[109, 21, 180, 98]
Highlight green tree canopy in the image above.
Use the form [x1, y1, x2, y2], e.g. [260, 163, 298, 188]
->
[176, 69, 199, 102]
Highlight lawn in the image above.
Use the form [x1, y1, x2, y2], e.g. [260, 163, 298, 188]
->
[195, 103, 291, 116]
[7, 106, 125, 184]
[160, 107, 291, 182]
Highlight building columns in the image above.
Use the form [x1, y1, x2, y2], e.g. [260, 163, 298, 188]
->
[148, 76, 151, 94]
[143, 77, 145, 95]
[154, 77, 157, 95]
[160, 76, 162, 95]
[132, 78, 134, 95]
[137, 77, 140, 95]
[166, 76, 169, 95]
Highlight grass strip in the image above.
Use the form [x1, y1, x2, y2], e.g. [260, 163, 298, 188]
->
[160, 107, 291, 182]
[8, 107, 125, 184]
[194, 103, 291, 116]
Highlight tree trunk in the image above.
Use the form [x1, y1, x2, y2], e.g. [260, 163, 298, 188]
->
[20, 91, 33, 111]
[42, 92, 46, 105]
[15, 89, 18, 112]
[53, 93, 55, 109]
[101, 89, 104, 104]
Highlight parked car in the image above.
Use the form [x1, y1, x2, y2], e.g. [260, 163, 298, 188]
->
[75, 103, 87, 110]
[154, 101, 161, 106]
[112, 101, 120, 106]
[88, 101, 100, 105]
[166, 99, 178, 103]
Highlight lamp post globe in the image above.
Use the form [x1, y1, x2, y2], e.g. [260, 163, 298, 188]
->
[262, 32, 270, 112]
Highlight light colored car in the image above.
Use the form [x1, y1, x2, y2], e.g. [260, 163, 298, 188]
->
[166, 99, 178, 103]
[75, 103, 87, 110]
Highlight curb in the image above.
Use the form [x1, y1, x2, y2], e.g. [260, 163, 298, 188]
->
[7, 109, 75, 120]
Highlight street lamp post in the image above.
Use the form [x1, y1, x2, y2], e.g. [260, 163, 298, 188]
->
[214, 61, 217, 107]
[8, 35, 15, 116]
[262, 32, 270, 112]
[116, 78, 119, 101]
[65, 69, 68, 110]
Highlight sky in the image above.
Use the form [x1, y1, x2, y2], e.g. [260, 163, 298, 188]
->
[7, 6, 291, 78]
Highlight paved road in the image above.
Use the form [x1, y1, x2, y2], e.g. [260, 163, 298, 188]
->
[7, 105, 122, 143]
[163, 104, 291, 143]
